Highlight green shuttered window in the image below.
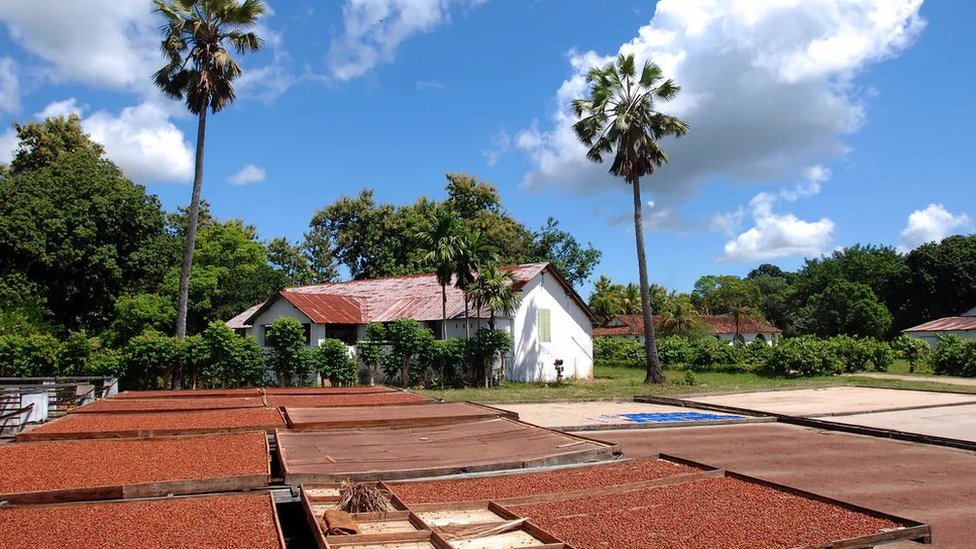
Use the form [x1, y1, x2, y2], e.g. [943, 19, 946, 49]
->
[538, 308, 551, 343]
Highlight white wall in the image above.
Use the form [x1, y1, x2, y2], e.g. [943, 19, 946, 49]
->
[907, 330, 976, 348]
[250, 298, 312, 346]
[510, 271, 593, 382]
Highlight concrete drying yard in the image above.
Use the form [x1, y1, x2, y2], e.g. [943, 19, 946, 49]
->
[816, 403, 976, 443]
[495, 400, 769, 430]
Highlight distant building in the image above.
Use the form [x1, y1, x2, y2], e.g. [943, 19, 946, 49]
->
[593, 314, 781, 345]
[227, 263, 595, 383]
[902, 306, 976, 347]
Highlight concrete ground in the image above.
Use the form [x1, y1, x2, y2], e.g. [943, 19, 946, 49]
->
[847, 372, 976, 387]
[495, 401, 765, 430]
[597, 423, 976, 548]
[817, 403, 976, 442]
[688, 386, 976, 417]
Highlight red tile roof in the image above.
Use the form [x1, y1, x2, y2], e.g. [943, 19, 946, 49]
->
[593, 314, 782, 337]
[903, 316, 976, 333]
[233, 263, 592, 327]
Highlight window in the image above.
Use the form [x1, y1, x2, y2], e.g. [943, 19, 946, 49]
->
[303, 323, 312, 346]
[538, 308, 551, 343]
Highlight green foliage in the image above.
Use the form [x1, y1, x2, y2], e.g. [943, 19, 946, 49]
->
[868, 339, 894, 372]
[0, 333, 61, 376]
[891, 335, 931, 373]
[423, 338, 470, 388]
[0, 147, 167, 331]
[799, 280, 892, 339]
[691, 275, 761, 316]
[526, 217, 601, 288]
[824, 335, 873, 373]
[687, 338, 745, 373]
[901, 235, 976, 327]
[931, 335, 976, 377]
[757, 336, 843, 378]
[267, 237, 325, 286]
[122, 330, 183, 389]
[382, 318, 435, 387]
[470, 328, 513, 386]
[265, 317, 312, 386]
[743, 338, 772, 365]
[314, 339, 358, 387]
[193, 321, 265, 388]
[672, 370, 698, 387]
[593, 337, 644, 368]
[588, 275, 669, 322]
[656, 337, 693, 368]
[8, 115, 105, 176]
[107, 293, 175, 347]
[59, 331, 94, 375]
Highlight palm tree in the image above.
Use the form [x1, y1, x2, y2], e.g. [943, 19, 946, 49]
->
[572, 53, 689, 384]
[418, 209, 466, 340]
[620, 283, 642, 315]
[730, 304, 753, 346]
[454, 229, 497, 339]
[659, 298, 706, 338]
[154, 0, 265, 339]
[468, 263, 522, 385]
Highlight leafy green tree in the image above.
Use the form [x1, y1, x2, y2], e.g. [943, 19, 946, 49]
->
[800, 280, 892, 339]
[314, 339, 358, 386]
[194, 321, 264, 388]
[418, 209, 467, 340]
[106, 294, 176, 347]
[265, 317, 312, 386]
[0, 146, 167, 331]
[154, 0, 266, 339]
[383, 318, 435, 387]
[658, 296, 707, 338]
[901, 235, 976, 328]
[931, 334, 976, 377]
[122, 330, 184, 389]
[454, 229, 496, 339]
[526, 217, 602, 288]
[7, 115, 105, 176]
[0, 333, 61, 377]
[358, 323, 391, 386]
[59, 331, 94, 375]
[691, 275, 760, 316]
[423, 338, 469, 388]
[470, 328, 512, 387]
[572, 53, 689, 384]
[267, 237, 323, 286]
[892, 335, 931, 373]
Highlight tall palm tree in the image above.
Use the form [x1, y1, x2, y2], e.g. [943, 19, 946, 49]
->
[454, 229, 497, 339]
[418, 209, 466, 340]
[730, 304, 752, 346]
[620, 283, 642, 315]
[468, 263, 522, 385]
[659, 298, 706, 339]
[572, 53, 689, 383]
[154, 0, 265, 339]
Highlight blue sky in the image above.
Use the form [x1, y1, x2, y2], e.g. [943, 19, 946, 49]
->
[0, 0, 972, 293]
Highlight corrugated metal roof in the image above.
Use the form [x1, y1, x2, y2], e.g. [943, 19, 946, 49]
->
[227, 302, 263, 329]
[903, 316, 976, 333]
[593, 314, 782, 337]
[237, 263, 565, 327]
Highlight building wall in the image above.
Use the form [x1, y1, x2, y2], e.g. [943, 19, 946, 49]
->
[510, 271, 593, 382]
[907, 330, 976, 347]
[249, 299, 313, 346]
[599, 332, 777, 346]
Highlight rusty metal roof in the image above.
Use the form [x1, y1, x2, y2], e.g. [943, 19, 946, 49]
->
[235, 263, 580, 327]
[593, 314, 782, 337]
[903, 316, 976, 333]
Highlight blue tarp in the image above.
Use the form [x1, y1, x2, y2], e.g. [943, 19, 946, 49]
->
[618, 412, 744, 423]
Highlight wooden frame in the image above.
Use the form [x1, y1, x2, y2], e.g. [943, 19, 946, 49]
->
[283, 402, 518, 431]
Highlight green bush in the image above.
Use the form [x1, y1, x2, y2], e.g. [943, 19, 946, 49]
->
[932, 335, 976, 377]
[424, 338, 469, 388]
[757, 336, 843, 378]
[121, 330, 183, 389]
[891, 335, 931, 373]
[657, 337, 693, 367]
[688, 338, 745, 373]
[826, 335, 873, 373]
[867, 339, 893, 372]
[265, 317, 313, 386]
[743, 338, 772, 365]
[0, 333, 61, 376]
[470, 328, 513, 386]
[59, 331, 94, 375]
[315, 339, 358, 387]
[594, 337, 645, 368]
[194, 322, 266, 388]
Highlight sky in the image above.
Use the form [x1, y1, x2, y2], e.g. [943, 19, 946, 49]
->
[0, 0, 973, 293]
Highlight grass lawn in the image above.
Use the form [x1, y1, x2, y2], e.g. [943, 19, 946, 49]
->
[418, 365, 976, 403]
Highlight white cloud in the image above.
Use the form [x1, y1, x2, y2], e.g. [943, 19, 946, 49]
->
[482, 129, 512, 167]
[228, 163, 267, 185]
[415, 79, 444, 91]
[517, 0, 924, 201]
[718, 168, 835, 262]
[0, 0, 160, 94]
[0, 56, 19, 114]
[899, 204, 971, 252]
[0, 128, 16, 165]
[34, 98, 83, 120]
[83, 102, 194, 183]
[329, 0, 487, 81]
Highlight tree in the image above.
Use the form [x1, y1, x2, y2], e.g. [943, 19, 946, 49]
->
[383, 318, 435, 387]
[267, 237, 324, 286]
[454, 229, 496, 340]
[417, 209, 467, 340]
[470, 328, 512, 387]
[901, 235, 976, 328]
[572, 53, 689, 383]
[264, 317, 311, 386]
[799, 281, 892, 339]
[0, 145, 167, 331]
[658, 296, 707, 338]
[526, 217, 602, 288]
[7, 115, 105, 176]
[153, 0, 266, 339]
[314, 339, 358, 387]
[106, 294, 176, 347]
[469, 264, 522, 331]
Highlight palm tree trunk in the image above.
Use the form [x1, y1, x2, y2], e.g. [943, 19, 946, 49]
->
[441, 284, 448, 340]
[463, 299, 470, 340]
[631, 176, 665, 384]
[175, 109, 208, 340]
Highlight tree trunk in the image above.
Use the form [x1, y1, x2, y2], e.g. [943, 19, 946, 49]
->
[463, 299, 470, 340]
[401, 358, 410, 388]
[175, 109, 208, 340]
[441, 283, 448, 340]
[632, 176, 666, 384]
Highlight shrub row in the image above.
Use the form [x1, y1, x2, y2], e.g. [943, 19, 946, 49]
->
[932, 334, 976, 377]
[595, 334, 894, 378]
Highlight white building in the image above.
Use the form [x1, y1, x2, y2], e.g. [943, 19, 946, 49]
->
[903, 306, 976, 347]
[227, 263, 595, 382]
[593, 314, 782, 345]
